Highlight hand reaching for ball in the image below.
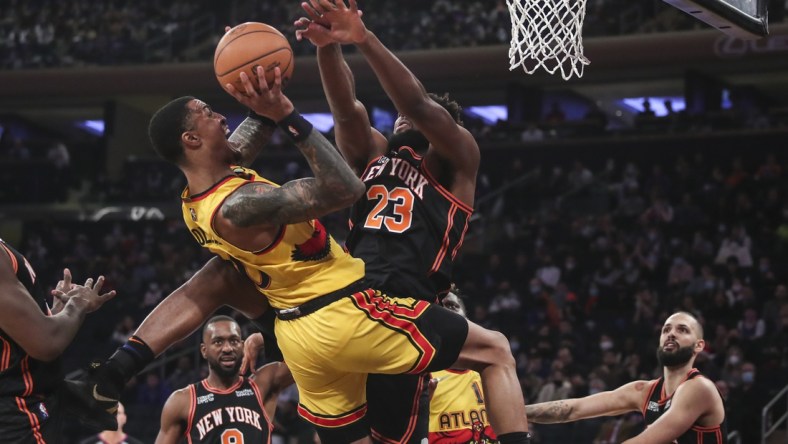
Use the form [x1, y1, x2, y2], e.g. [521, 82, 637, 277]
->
[225, 65, 294, 122]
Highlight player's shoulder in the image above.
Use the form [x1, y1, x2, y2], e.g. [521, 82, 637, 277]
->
[679, 373, 719, 395]
[622, 379, 657, 394]
[166, 385, 193, 405]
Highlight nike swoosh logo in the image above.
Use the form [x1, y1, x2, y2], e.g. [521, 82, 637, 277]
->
[92, 385, 117, 403]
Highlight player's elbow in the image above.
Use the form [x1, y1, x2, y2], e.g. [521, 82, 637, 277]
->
[24, 341, 64, 362]
[328, 177, 365, 208]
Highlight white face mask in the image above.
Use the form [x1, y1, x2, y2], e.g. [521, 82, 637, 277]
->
[600, 341, 614, 351]
[728, 355, 741, 365]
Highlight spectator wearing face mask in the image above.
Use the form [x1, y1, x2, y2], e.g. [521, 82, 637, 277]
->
[727, 362, 766, 443]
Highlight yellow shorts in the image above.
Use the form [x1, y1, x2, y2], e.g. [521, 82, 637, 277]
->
[275, 288, 467, 429]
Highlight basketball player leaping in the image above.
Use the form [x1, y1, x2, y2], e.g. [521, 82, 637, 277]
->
[294, 0, 490, 442]
[525, 311, 728, 444]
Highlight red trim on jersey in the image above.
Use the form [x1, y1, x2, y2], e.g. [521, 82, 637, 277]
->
[692, 424, 723, 432]
[1, 242, 18, 273]
[182, 175, 239, 203]
[297, 403, 367, 428]
[642, 379, 660, 416]
[450, 209, 470, 261]
[201, 377, 245, 394]
[249, 378, 273, 437]
[0, 336, 10, 371]
[360, 155, 386, 179]
[15, 396, 45, 443]
[430, 205, 457, 276]
[418, 161, 473, 214]
[186, 384, 196, 444]
[660, 368, 699, 402]
[351, 290, 434, 374]
[370, 374, 425, 444]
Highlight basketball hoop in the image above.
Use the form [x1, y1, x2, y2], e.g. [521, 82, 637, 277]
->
[507, 0, 591, 80]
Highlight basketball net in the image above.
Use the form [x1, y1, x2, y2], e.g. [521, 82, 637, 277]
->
[507, 0, 590, 80]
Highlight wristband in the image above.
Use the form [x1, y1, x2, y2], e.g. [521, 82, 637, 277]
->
[246, 109, 277, 128]
[277, 109, 313, 143]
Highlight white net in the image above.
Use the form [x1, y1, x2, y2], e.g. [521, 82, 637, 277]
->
[507, 0, 591, 80]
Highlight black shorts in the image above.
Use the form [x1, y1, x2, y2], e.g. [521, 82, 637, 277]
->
[0, 389, 63, 443]
[366, 303, 468, 443]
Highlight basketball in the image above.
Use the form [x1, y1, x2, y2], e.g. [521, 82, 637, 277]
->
[214, 22, 294, 93]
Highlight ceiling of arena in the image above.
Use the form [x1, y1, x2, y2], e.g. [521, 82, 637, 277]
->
[2, 23, 787, 137]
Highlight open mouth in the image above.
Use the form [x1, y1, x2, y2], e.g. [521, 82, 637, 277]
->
[663, 341, 678, 351]
[219, 355, 237, 367]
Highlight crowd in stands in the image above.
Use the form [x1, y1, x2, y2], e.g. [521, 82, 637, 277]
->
[2, 0, 786, 69]
[10, 141, 787, 442]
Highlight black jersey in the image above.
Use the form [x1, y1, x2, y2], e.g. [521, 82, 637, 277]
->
[347, 147, 472, 300]
[642, 369, 727, 444]
[187, 377, 271, 444]
[0, 239, 63, 443]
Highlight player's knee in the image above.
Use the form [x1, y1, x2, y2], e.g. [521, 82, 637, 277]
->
[488, 330, 516, 368]
[474, 329, 515, 370]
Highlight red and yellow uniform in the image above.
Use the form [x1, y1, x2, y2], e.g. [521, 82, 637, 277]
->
[429, 370, 498, 444]
[181, 168, 467, 432]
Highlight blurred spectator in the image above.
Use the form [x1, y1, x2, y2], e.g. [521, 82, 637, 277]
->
[544, 101, 566, 126]
[166, 356, 200, 391]
[715, 225, 753, 268]
[111, 315, 137, 346]
[78, 402, 144, 444]
[134, 372, 171, 408]
[520, 122, 545, 142]
[737, 308, 766, 341]
[728, 362, 767, 443]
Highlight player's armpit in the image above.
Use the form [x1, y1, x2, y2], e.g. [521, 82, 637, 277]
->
[622, 379, 714, 444]
[156, 389, 190, 444]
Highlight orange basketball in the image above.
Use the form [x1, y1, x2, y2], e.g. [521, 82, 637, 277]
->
[214, 22, 294, 93]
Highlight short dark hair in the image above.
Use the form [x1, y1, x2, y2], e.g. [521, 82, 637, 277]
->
[428, 92, 463, 126]
[202, 315, 238, 340]
[148, 96, 195, 164]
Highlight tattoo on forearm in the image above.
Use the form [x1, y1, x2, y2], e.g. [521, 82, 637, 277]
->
[293, 130, 362, 200]
[229, 118, 276, 167]
[526, 401, 574, 424]
[222, 130, 362, 227]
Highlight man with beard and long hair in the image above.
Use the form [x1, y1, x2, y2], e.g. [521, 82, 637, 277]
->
[293, 1, 497, 442]
[155, 315, 293, 444]
[524, 311, 728, 443]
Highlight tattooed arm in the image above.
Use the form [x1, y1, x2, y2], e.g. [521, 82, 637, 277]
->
[221, 128, 365, 227]
[229, 118, 277, 167]
[525, 380, 649, 424]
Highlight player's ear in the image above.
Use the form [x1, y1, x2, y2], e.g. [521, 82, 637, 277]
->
[182, 131, 200, 147]
[695, 339, 705, 353]
[200, 342, 208, 358]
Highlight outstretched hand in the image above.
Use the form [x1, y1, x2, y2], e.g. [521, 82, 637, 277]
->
[294, 0, 366, 46]
[52, 275, 117, 314]
[50, 268, 74, 314]
[224, 66, 295, 122]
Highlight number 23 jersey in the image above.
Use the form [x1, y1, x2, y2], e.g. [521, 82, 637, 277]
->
[347, 147, 472, 299]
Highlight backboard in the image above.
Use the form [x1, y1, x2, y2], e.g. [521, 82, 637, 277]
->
[662, 0, 768, 39]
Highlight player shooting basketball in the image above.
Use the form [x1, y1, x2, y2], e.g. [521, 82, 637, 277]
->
[294, 0, 496, 442]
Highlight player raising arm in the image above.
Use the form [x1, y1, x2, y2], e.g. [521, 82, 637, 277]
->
[526, 312, 728, 444]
